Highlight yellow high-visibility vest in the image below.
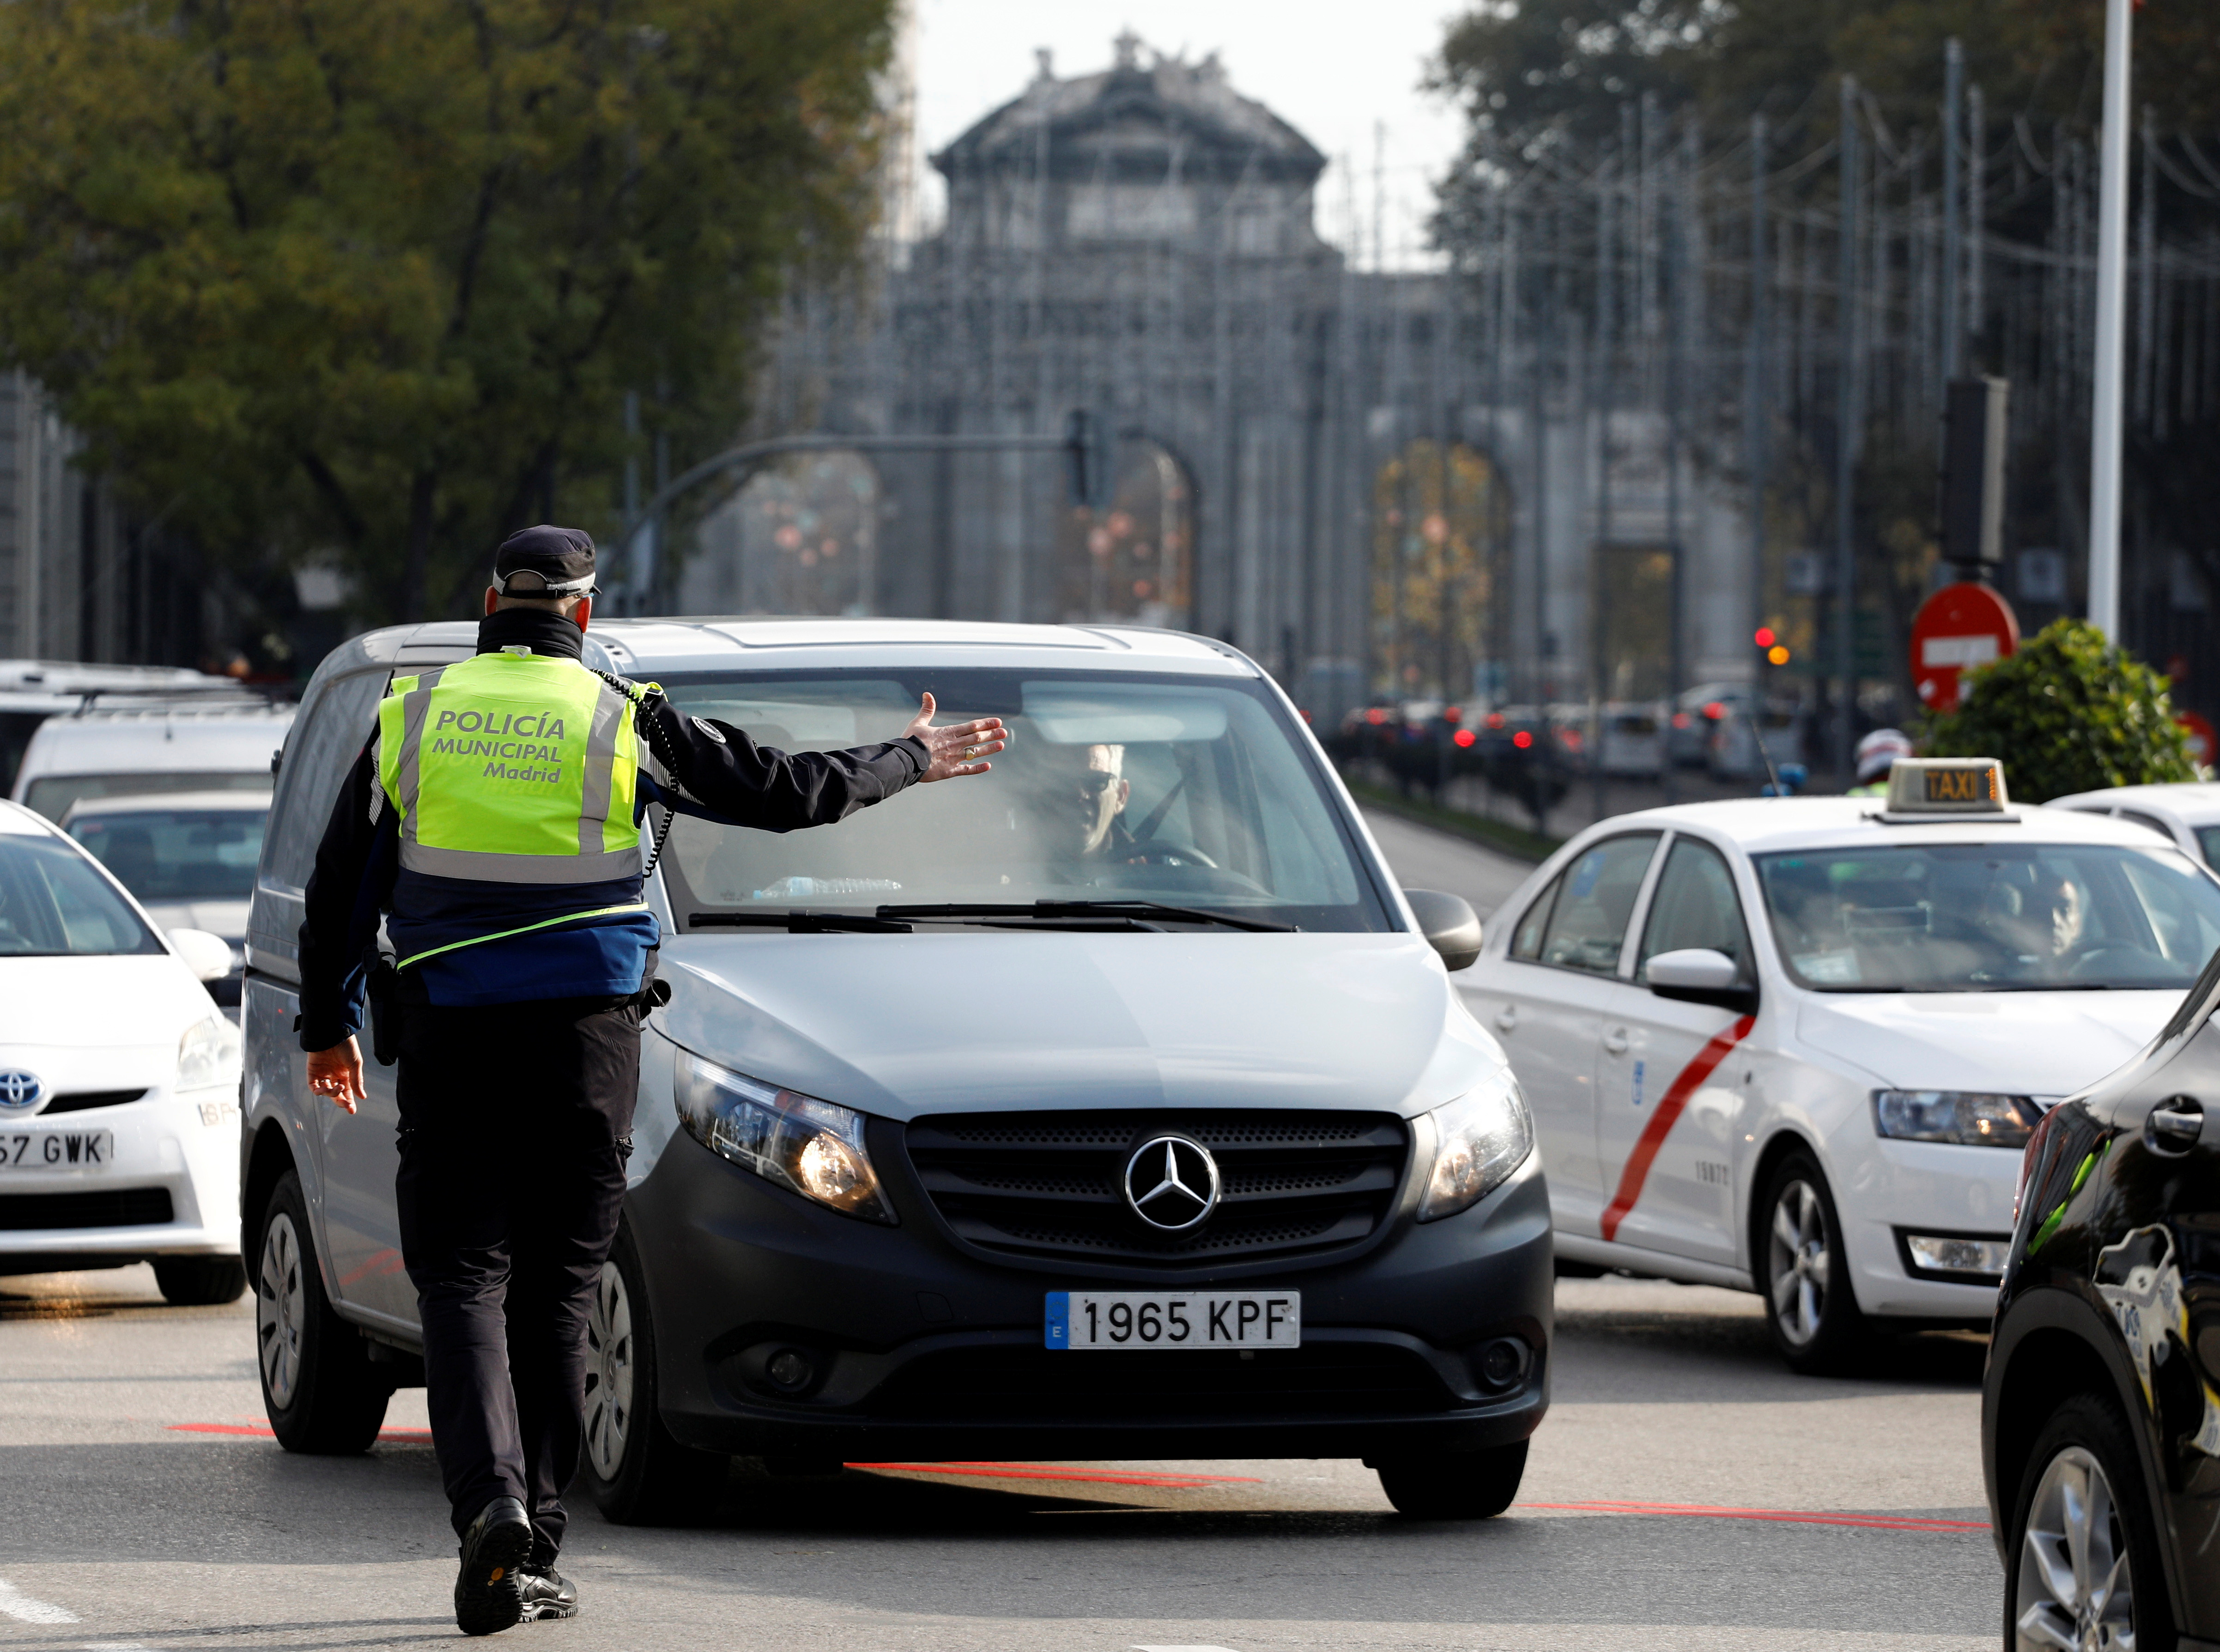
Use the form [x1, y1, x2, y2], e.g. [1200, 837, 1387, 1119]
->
[376, 652, 644, 887]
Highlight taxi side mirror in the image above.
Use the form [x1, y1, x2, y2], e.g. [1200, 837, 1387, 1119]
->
[1403, 889, 1482, 972]
[1645, 947, 1758, 1014]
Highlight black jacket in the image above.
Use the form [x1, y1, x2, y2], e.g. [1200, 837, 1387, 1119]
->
[296, 608, 926, 1049]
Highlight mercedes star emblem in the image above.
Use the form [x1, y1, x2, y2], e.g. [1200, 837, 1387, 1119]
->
[1122, 1134, 1221, 1232]
[0, 1069, 43, 1112]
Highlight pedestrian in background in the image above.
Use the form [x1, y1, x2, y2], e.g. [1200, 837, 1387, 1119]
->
[294, 526, 1006, 1634]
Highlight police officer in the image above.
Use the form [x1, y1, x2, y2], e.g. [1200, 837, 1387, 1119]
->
[294, 526, 1006, 1635]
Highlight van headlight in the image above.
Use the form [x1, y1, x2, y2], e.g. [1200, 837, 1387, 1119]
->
[177, 1013, 241, 1091]
[673, 1051, 895, 1224]
[1418, 1068, 1534, 1221]
[1872, 1090, 2039, 1148]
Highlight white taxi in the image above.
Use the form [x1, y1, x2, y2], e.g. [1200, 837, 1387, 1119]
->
[0, 799, 246, 1303]
[1459, 759, 2220, 1371]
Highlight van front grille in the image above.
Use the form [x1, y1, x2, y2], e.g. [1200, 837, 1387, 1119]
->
[872, 1342, 1448, 1420]
[904, 1110, 1409, 1267]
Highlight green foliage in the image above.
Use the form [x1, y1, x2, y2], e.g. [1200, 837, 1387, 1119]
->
[0, 0, 893, 623]
[1430, 0, 2220, 162]
[1922, 620, 2198, 804]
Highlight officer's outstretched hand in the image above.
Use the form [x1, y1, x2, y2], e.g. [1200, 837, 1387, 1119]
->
[307, 1037, 366, 1114]
[905, 692, 1009, 782]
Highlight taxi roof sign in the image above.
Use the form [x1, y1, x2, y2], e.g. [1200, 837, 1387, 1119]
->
[1878, 757, 2014, 822]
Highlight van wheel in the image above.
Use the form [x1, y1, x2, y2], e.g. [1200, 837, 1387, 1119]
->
[581, 1225, 728, 1525]
[256, 1170, 389, 1453]
[2008, 1395, 2173, 1652]
[1375, 1441, 1528, 1518]
[1758, 1153, 1867, 1374]
[154, 1256, 248, 1306]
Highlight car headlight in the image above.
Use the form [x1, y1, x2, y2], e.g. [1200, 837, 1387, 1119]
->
[1418, 1067, 1534, 1221]
[1872, 1090, 2039, 1148]
[177, 1012, 241, 1091]
[673, 1051, 894, 1224]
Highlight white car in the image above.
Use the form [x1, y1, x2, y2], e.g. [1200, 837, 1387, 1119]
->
[0, 799, 247, 1303]
[1458, 758, 2220, 1371]
[12, 700, 293, 820]
[2046, 780, 2220, 871]
[61, 790, 270, 1014]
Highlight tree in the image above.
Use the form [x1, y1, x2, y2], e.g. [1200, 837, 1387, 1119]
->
[1922, 620, 2197, 803]
[0, 0, 892, 624]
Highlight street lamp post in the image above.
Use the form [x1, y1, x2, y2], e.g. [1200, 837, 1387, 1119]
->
[2087, 0, 2134, 639]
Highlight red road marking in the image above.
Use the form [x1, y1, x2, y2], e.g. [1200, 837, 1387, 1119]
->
[1598, 1014, 1756, 1241]
[1524, 1498, 1988, 1533]
[169, 1422, 433, 1444]
[845, 1461, 1260, 1490]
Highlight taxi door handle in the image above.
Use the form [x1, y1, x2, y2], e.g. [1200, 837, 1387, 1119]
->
[1602, 1027, 1630, 1055]
[1495, 1006, 1517, 1033]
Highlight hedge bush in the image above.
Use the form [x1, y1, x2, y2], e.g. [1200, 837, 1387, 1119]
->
[1921, 618, 2197, 803]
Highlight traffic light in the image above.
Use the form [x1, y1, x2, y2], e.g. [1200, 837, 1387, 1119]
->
[1063, 408, 1113, 511]
[1755, 626, 1790, 668]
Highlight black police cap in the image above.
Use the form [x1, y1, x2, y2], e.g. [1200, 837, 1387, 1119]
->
[493, 525, 597, 597]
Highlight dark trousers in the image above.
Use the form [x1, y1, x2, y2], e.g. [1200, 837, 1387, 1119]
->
[394, 996, 641, 1551]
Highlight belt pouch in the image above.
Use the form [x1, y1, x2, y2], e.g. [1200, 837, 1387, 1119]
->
[366, 957, 401, 1067]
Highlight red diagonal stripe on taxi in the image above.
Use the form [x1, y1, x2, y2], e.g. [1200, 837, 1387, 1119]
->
[1598, 1013, 1755, 1242]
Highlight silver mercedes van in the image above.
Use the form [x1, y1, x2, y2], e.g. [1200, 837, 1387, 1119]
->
[241, 618, 1549, 1522]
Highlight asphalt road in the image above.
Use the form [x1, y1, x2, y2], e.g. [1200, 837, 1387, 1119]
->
[0, 816, 2005, 1652]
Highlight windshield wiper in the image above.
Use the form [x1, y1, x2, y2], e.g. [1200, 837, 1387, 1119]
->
[877, 900, 1296, 934]
[689, 910, 913, 934]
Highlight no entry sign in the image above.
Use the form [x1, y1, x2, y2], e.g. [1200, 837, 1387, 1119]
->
[1911, 582, 2019, 714]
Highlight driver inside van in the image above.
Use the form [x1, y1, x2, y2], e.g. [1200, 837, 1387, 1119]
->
[1036, 741, 1134, 866]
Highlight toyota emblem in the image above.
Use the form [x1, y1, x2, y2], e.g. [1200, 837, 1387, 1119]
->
[1122, 1135, 1221, 1232]
[0, 1070, 43, 1112]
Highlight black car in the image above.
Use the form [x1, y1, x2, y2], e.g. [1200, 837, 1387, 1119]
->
[1984, 948, 2220, 1652]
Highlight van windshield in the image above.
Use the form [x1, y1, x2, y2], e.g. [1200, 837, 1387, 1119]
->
[23, 771, 272, 822]
[0, 835, 162, 957]
[1754, 842, 2220, 991]
[659, 671, 1389, 932]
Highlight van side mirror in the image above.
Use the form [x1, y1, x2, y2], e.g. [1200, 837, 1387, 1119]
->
[1644, 947, 1757, 1014]
[1403, 889, 1482, 972]
[167, 928, 234, 983]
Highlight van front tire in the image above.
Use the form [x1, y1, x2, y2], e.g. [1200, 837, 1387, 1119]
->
[255, 1169, 390, 1453]
[581, 1224, 728, 1525]
[1374, 1441, 1528, 1519]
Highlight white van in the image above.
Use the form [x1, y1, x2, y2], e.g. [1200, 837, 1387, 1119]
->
[13, 701, 294, 821]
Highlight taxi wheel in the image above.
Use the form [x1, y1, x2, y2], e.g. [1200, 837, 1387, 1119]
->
[1375, 1441, 1528, 1519]
[2008, 1395, 2173, 1652]
[1758, 1154, 1867, 1374]
[256, 1170, 391, 1453]
[581, 1225, 729, 1525]
[153, 1256, 248, 1306]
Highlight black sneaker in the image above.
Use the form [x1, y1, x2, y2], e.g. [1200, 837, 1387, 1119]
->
[518, 1564, 580, 1621]
[454, 1496, 534, 1636]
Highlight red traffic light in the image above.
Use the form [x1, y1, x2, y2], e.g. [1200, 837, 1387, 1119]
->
[1754, 626, 1776, 648]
